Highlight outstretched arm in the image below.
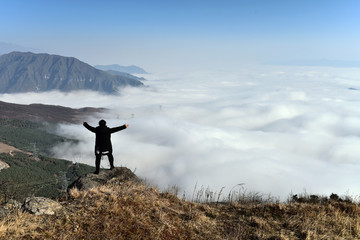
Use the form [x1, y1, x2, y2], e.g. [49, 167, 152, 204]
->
[83, 122, 96, 133]
[110, 124, 129, 133]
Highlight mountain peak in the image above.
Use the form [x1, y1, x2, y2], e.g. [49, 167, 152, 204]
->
[0, 52, 144, 94]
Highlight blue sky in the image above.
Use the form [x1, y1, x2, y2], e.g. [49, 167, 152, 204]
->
[1, 0, 360, 72]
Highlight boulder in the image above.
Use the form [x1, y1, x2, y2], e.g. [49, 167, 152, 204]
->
[22, 197, 62, 216]
[67, 167, 139, 191]
[0, 200, 21, 220]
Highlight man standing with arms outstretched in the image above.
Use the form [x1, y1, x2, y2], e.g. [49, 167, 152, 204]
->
[83, 119, 129, 174]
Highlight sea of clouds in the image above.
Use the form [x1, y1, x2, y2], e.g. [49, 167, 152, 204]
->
[2, 65, 360, 200]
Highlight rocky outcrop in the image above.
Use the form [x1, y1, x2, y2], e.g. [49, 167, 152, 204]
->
[67, 167, 139, 191]
[22, 197, 62, 216]
[0, 167, 139, 218]
[0, 200, 21, 220]
[1, 197, 62, 218]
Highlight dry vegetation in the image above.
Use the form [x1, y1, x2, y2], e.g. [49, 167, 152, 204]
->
[1, 179, 360, 240]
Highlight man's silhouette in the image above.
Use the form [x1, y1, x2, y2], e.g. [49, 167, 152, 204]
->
[83, 120, 129, 174]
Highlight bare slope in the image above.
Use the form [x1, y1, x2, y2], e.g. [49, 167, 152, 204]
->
[0, 142, 25, 172]
[0, 142, 22, 155]
[0, 100, 105, 124]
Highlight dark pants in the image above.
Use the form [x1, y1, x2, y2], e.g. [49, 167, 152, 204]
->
[95, 150, 114, 173]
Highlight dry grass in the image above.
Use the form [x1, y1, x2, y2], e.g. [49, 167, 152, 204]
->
[1, 181, 360, 239]
[215, 200, 360, 239]
[0, 181, 222, 240]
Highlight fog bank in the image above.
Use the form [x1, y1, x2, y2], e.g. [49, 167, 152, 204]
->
[2, 66, 360, 200]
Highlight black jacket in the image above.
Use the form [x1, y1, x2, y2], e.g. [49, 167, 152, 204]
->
[84, 122, 127, 153]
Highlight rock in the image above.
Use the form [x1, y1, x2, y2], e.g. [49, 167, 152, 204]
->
[5, 199, 22, 209]
[0, 200, 22, 220]
[67, 167, 139, 191]
[22, 197, 62, 216]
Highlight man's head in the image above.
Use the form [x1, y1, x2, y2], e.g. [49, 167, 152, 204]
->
[99, 119, 106, 126]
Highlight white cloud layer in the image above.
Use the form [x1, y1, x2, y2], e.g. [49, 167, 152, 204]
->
[2, 65, 360, 200]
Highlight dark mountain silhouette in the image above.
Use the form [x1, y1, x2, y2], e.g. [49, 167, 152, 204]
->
[0, 52, 144, 93]
[0, 100, 105, 124]
[94, 64, 148, 74]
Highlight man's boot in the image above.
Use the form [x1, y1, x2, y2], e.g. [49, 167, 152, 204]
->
[108, 154, 115, 170]
[94, 155, 101, 174]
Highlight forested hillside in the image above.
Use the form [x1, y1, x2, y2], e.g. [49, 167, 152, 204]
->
[0, 153, 95, 203]
[0, 118, 95, 203]
[0, 118, 70, 156]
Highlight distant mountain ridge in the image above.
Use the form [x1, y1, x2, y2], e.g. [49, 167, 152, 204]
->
[105, 70, 146, 81]
[94, 64, 148, 74]
[0, 100, 105, 124]
[0, 52, 144, 94]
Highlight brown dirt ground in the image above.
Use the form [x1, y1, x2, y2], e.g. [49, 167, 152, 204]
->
[0, 142, 21, 155]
